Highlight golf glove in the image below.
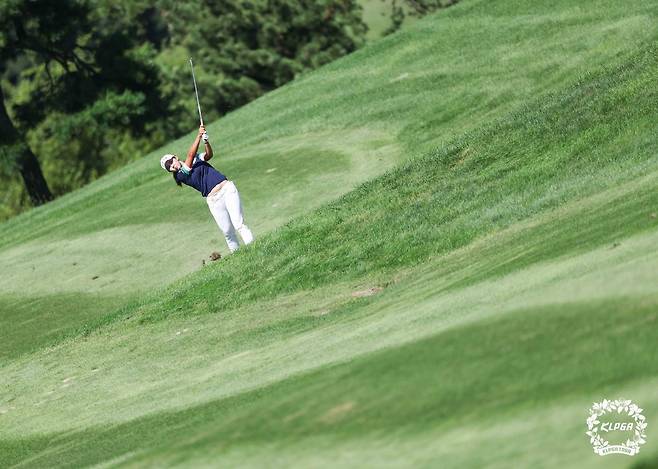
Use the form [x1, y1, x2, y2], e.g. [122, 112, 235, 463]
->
[202, 132, 209, 143]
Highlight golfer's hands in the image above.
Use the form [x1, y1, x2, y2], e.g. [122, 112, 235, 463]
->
[198, 125, 209, 143]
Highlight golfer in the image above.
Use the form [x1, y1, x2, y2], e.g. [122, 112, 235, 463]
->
[160, 125, 254, 253]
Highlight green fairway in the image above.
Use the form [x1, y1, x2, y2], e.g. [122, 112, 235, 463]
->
[2, 0, 658, 467]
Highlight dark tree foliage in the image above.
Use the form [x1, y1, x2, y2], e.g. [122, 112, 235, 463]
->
[159, 0, 367, 117]
[0, 0, 94, 205]
[0, 0, 165, 207]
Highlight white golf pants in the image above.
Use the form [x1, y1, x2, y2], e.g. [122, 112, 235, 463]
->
[206, 181, 254, 252]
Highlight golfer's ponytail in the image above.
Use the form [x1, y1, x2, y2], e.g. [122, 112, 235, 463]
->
[173, 172, 182, 186]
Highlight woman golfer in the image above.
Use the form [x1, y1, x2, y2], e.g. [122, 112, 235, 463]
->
[160, 125, 254, 252]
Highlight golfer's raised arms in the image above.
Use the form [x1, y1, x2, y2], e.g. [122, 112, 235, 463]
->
[186, 125, 205, 168]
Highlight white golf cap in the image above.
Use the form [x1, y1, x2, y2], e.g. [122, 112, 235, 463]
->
[160, 154, 175, 171]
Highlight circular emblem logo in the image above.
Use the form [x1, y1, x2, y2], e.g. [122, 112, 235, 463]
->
[586, 399, 647, 456]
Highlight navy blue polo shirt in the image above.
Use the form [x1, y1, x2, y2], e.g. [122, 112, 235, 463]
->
[175, 153, 227, 197]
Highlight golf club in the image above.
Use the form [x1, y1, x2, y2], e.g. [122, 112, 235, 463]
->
[189, 57, 204, 127]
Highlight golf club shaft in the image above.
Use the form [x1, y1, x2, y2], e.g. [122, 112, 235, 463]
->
[189, 58, 204, 126]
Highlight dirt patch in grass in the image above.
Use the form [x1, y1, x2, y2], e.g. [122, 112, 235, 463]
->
[319, 401, 356, 424]
[351, 287, 383, 298]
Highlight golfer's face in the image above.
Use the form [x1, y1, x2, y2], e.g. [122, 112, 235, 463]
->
[169, 158, 181, 172]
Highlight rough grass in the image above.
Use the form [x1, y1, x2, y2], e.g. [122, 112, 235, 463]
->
[2, 0, 658, 467]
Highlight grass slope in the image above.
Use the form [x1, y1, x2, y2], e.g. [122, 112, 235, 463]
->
[2, 0, 658, 467]
[3, 42, 658, 469]
[2, 0, 657, 360]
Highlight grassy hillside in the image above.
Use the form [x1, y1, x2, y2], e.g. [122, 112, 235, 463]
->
[1, 0, 656, 361]
[2, 0, 658, 467]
